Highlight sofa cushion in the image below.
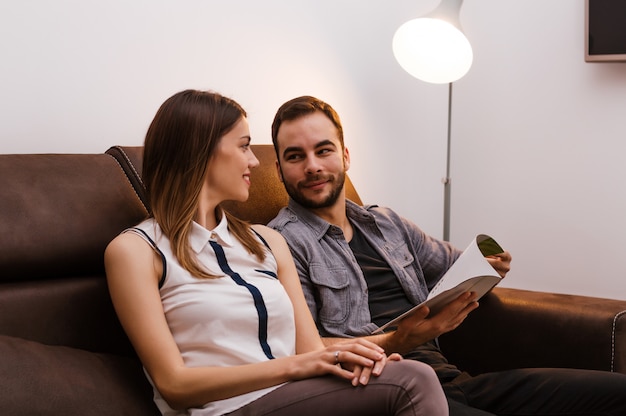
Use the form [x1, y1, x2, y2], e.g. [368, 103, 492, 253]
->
[0, 335, 159, 416]
[0, 277, 135, 355]
[0, 153, 148, 281]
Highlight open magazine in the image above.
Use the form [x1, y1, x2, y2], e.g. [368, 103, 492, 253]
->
[372, 234, 504, 334]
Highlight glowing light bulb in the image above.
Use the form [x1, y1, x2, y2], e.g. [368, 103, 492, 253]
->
[392, 16, 473, 84]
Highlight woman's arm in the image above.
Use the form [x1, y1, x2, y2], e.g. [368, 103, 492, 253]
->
[252, 225, 399, 385]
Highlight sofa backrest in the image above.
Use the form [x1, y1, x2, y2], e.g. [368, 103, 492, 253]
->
[107, 144, 363, 223]
[0, 152, 149, 354]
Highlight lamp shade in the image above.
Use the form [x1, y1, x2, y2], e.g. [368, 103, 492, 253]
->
[392, 17, 473, 84]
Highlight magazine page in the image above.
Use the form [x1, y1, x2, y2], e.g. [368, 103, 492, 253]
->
[372, 234, 503, 334]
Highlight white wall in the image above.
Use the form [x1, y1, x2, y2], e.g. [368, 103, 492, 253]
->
[1, 1, 625, 300]
[451, 2, 626, 300]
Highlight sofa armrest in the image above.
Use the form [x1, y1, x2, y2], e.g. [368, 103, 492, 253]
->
[438, 287, 626, 375]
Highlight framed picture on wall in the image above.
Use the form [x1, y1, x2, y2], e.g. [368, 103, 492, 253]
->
[585, 0, 626, 62]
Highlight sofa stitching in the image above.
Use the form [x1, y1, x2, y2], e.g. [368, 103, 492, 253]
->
[611, 310, 626, 372]
[112, 146, 146, 189]
[105, 152, 149, 213]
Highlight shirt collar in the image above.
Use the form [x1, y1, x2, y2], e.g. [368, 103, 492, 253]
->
[286, 198, 374, 240]
[189, 210, 234, 253]
[286, 199, 332, 240]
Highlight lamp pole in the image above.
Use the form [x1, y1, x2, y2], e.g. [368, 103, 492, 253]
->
[391, 0, 471, 242]
[443, 82, 453, 241]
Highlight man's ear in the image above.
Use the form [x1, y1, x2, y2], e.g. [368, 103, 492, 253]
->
[343, 146, 351, 172]
[275, 160, 284, 183]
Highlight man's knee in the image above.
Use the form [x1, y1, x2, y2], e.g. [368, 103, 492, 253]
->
[382, 360, 441, 392]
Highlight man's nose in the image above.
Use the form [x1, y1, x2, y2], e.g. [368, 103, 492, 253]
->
[304, 156, 322, 174]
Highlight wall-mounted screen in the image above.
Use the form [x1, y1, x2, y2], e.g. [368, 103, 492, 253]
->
[585, 0, 626, 62]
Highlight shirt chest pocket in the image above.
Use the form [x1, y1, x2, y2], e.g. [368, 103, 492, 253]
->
[391, 242, 415, 268]
[309, 264, 350, 325]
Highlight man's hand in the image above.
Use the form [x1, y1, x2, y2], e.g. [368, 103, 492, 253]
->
[486, 250, 512, 278]
[384, 291, 479, 355]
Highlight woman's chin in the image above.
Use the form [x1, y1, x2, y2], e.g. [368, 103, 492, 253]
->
[226, 193, 249, 203]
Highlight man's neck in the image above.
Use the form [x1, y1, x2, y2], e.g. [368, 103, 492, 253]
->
[311, 197, 353, 241]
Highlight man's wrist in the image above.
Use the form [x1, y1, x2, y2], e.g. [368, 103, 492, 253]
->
[373, 331, 403, 355]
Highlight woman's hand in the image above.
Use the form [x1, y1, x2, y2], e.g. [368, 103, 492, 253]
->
[289, 338, 399, 386]
[344, 350, 403, 387]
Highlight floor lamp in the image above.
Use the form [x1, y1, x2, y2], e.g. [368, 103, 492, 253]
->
[392, 0, 473, 241]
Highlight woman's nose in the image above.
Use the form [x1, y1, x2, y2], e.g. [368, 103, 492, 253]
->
[249, 150, 260, 168]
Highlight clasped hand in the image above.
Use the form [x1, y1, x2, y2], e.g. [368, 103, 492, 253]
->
[296, 339, 402, 387]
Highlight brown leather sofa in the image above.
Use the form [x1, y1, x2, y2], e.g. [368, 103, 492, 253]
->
[1, 145, 625, 415]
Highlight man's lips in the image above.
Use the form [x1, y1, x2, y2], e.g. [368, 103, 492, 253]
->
[302, 179, 328, 190]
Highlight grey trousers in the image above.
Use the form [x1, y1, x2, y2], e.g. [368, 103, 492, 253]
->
[228, 359, 448, 416]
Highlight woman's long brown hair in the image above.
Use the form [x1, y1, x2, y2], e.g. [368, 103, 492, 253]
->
[143, 89, 265, 279]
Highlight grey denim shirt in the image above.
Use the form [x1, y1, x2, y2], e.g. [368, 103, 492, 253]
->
[268, 198, 461, 338]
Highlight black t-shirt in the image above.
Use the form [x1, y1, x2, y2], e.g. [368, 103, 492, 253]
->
[348, 225, 413, 327]
[348, 224, 463, 382]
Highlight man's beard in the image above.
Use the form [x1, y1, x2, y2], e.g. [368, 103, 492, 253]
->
[284, 171, 346, 209]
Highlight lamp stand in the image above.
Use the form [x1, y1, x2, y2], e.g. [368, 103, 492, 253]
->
[443, 82, 453, 242]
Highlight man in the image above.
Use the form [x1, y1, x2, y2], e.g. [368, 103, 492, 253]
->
[267, 95, 626, 415]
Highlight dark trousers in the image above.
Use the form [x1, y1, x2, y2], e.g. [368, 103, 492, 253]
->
[442, 368, 626, 416]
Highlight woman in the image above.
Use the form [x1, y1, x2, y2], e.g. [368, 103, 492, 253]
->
[104, 89, 447, 416]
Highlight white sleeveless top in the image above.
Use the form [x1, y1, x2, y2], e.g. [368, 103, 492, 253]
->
[130, 215, 296, 416]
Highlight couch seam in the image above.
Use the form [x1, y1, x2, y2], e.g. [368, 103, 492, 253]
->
[112, 146, 146, 189]
[611, 309, 626, 372]
[105, 151, 149, 213]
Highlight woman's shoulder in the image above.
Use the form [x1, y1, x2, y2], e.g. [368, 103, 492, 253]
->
[106, 219, 158, 257]
[106, 226, 153, 258]
[250, 224, 290, 252]
[250, 223, 282, 241]
[105, 220, 164, 286]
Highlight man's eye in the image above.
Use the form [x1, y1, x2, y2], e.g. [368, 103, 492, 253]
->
[285, 154, 302, 161]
